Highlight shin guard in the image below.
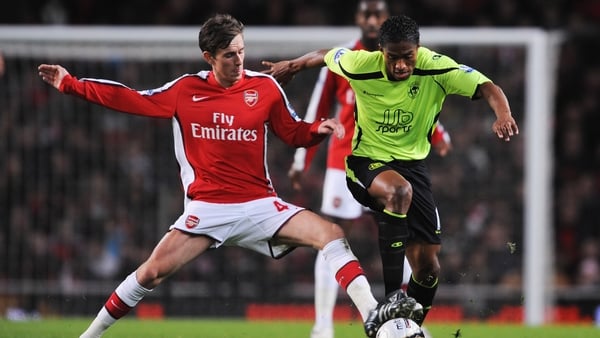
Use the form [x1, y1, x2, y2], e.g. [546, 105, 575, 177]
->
[375, 211, 409, 295]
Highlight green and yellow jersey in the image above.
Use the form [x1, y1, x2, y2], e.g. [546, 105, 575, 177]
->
[324, 46, 490, 161]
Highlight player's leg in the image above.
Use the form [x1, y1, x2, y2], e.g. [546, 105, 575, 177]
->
[367, 169, 412, 296]
[346, 156, 412, 296]
[405, 241, 440, 326]
[312, 249, 338, 338]
[80, 230, 214, 338]
[372, 209, 410, 295]
[277, 210, 378, 320]
[401, 256, 412, 291]
[401, 162, 442, 327]
[312, 169, 363, 338]
[277, 210, 421, 337]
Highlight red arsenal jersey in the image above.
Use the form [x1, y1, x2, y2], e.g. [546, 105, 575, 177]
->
[60, 70, 327, 203]
[300, 39, 363, 171]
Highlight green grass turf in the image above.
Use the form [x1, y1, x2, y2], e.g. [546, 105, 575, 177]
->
[1, 318, 599, 338]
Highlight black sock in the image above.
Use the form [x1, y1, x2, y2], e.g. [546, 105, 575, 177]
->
[407, 275, 438, 325]
[375, 211, 409, 296]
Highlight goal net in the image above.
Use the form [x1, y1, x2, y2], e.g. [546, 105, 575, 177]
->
[0, 25, 558, 324]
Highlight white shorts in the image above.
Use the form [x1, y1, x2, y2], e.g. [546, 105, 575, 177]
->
[169, 196, 304, 258]
[320, 168, 364, 220]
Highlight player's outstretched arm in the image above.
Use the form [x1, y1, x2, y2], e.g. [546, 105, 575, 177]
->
[38, 64, 69, 91]
[479, 81, 519, 141]
[284, 118, 343, 191]
[317, 118, 345, 140]
[262, 49, 329, 86]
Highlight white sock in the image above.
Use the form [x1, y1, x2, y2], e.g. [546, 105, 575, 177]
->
[322, 239, 378, 322]
[115, 271, 152, 307]
[313, 250, 339, 331]
[346, 275, 378, 321]
[80, 271, 152, 338]
[79, 307, 114, 338]
[402, 256, 412, 288]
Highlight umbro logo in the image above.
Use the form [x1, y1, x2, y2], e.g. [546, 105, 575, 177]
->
[192, 95, 209, 102]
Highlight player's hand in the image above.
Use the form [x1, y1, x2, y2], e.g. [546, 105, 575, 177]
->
[261, 60, 295, 86]
[317, 118, 345, 139]
[288, 167, 303, 192]
[38, 64, 69, 91]
[492, 115, 519, 142]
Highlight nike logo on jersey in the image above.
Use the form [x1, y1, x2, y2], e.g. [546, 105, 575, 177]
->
[192, 95, 209, 102]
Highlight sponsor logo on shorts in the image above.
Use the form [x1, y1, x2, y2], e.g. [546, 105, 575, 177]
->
[185, 215, 200, 229]
[368, 162, 384, 170]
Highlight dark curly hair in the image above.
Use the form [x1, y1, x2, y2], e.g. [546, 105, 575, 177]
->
[198, 14, 244, 55]
[378, 14, 420, 47]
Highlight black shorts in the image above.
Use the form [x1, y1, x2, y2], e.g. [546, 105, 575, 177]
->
[345, 155, 441, 244]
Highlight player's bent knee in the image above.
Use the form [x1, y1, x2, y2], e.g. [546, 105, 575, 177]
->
[314, 222, 345, 249]
[136, 264, 172, 288]
[392, 182, 412, 201]
[328, 222, 346, 239]
[413, 263, 440, 284]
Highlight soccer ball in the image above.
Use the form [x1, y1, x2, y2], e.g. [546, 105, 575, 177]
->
[376, 318, 425, 338]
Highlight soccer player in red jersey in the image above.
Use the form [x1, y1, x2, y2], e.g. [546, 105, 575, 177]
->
[38, 13, 421, 338]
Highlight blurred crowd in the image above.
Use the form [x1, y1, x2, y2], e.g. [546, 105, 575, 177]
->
[1, 0, 600, 318]
[1, 0, 599, 31]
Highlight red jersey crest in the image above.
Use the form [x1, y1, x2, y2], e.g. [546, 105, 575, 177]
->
[244, 90, 258, 107]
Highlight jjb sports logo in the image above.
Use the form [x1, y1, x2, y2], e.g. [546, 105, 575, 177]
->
[375, 108, 414, 134]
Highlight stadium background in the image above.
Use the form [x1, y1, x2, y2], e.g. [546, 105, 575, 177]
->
[1, 0, 600, 325]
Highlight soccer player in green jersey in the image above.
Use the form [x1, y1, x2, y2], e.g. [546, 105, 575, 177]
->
[262, 14, 519, 330]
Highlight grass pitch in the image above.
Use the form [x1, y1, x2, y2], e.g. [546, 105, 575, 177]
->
[1, 318, 599, 338]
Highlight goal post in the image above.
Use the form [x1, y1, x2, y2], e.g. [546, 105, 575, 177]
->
[0, 25, 561, 325]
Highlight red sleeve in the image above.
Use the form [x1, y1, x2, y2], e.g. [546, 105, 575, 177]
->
[270, 109, 327, 148]
[265, 81, 327, 148]
[302, 69, 338, 171]
[60, 74, 177, 119]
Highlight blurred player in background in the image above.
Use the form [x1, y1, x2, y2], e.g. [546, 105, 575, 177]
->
[263, 13, 518, 333]
[38, 13, 422, 338]
[0, 51, 5, 77]
[283, 2, 450, 337]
